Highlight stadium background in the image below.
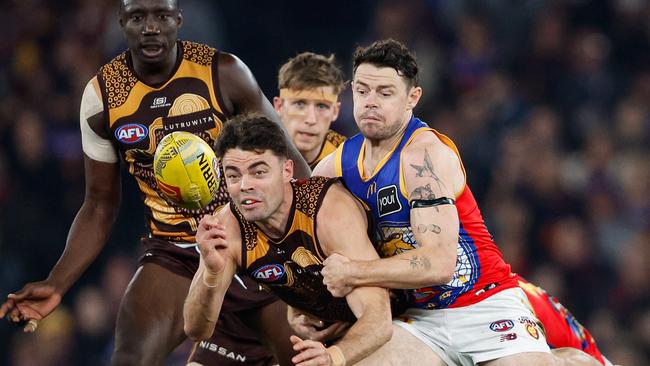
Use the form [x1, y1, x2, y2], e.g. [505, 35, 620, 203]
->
[0, 0, 648, 364]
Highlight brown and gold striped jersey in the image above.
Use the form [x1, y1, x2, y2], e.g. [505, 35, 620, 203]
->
[231, 176, 356, 322]
[97, 41, 230, 242]
[309, 130, 346, 169]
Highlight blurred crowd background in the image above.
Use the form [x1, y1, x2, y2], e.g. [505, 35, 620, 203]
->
[0, 0, 648, 365]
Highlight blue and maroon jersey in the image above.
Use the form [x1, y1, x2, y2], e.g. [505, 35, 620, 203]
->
[333, 116, 517, 309]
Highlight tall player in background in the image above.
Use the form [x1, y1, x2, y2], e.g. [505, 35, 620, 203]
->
[188, 51, 348, 366]
[314, 39, 604, 366]
[273, 52, 347, 170]
[0, 1, 310, 365]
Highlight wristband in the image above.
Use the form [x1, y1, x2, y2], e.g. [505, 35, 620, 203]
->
[326, 345, 346, 366]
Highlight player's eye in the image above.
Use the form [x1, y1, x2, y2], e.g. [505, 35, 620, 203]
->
[317, 103, 330, 110]
[131, 14, 143, 21]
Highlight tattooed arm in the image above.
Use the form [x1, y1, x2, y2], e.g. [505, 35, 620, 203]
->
[322, 132, 462, 291]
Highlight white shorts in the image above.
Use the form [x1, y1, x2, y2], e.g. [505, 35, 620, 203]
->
[394, 287, 551, 366]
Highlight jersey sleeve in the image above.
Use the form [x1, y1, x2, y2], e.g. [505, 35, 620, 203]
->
[79, 77, 119, 163]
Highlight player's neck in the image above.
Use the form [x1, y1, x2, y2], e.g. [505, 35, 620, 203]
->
[301, 145, 322, 166]
[363, 118, 409, 171]
[256, 183, 294, 239]
[131, 43, 179, 85]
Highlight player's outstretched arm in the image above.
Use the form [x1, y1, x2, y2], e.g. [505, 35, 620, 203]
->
[184, 211, 237, 341]
[1, 80, 123, 330]
[299, 184, 392, 366]
[1, 157, 121, 330]
[217, 52, 311, 178]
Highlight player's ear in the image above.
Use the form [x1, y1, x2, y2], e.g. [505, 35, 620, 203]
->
[331, 101, 341, 122]
[273, 97, 283, 114]
[407, 86, 422, 111]
[176, 9, 183, 28]
[284, 158, 294, 181]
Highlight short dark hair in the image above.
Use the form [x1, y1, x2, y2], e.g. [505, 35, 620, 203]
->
[119, 0, 179, 12]
[353, 39, 419, 88]
[278, 52, 346, 95]
[214, 114, 288, 159]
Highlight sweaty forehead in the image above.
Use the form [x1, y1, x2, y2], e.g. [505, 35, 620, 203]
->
[353, 64, 404, 88]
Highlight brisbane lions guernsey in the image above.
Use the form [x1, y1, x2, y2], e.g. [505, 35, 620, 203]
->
[81, 41, 231, 242]
[333, 116, 517, 309]
[231, 176, 356, 322]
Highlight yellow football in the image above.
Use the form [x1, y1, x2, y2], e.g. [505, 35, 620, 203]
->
[153, 131, 220, 210]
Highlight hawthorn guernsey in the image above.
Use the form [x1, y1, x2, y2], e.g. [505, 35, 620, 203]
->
[154, 131, 220, 210]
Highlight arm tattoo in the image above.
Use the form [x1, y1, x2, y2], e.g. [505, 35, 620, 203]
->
[410, 184, 440, 212]
[416, 224, 442, 234]
[409, 148, 437, 178]
[403, 255, 432, 270]
[409, 149, 449, 212]
[411, 183, 436, 200]
[409, 148, 447, 190]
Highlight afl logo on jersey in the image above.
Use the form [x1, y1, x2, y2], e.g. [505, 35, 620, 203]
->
[377, 185, 402, 217]
[489, 319, 515, 332]
[115, 124, 148, 144]
[253, 264, 285, 282]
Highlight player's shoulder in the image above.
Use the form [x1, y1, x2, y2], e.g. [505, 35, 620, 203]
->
[325, 130, 346, 146]
[179, 40, 217, 66]
[319, 179, 362, 214]
[216, 50, 250, 74]
[98, 49, 129, 75]
[405, 128, 458, 163]
[312, 151, 337, 178]
[82, 75, 101, 95]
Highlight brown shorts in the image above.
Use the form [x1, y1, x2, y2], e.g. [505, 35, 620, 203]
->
[139, 237, 278, 365]
[187, 309, 277, 366]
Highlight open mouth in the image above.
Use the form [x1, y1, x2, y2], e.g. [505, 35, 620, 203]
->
[141, 44, 164, 58]
[242, 199, 260, 207]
